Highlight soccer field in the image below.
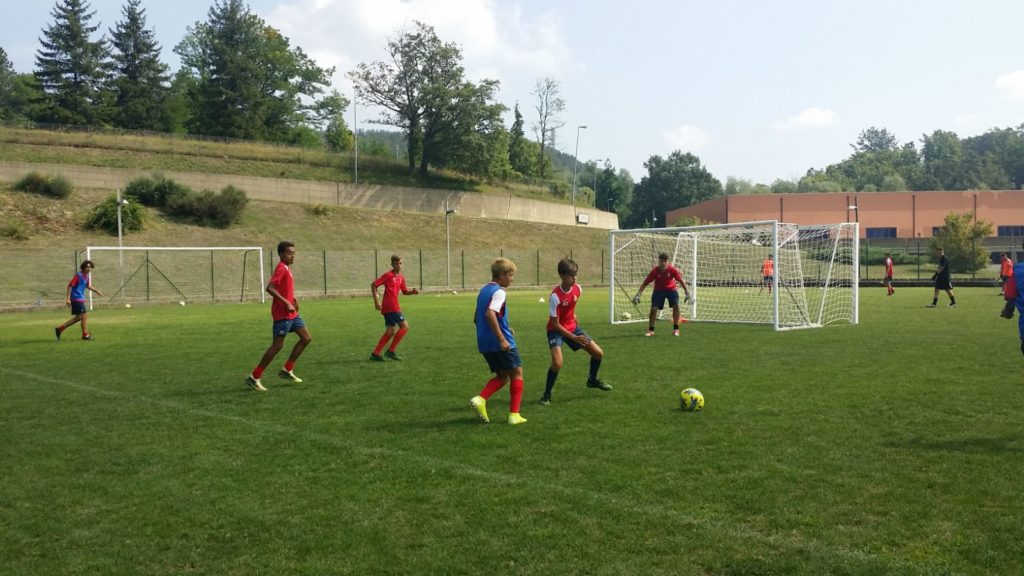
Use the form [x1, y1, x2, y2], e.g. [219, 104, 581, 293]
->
[2, 287, 1022, 575]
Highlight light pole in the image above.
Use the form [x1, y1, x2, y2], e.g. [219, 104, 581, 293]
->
[571, 125, 587, 212]
[116, 188, 129, 290]
[353, 86, 359, 185]
[445, 199, 457, 287]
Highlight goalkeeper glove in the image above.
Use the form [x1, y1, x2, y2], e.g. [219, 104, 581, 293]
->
[632, 295, 641, 305]
[684, 293, 693, 304]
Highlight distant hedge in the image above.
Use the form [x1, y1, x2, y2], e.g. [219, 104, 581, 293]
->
[124, 174, 248, 228]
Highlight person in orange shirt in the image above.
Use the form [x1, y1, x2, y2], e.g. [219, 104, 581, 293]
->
[759, 254, 774, 295]
[999, 252, 1013, 296]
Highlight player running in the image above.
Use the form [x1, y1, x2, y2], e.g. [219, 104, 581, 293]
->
[369, 254, 419, 361]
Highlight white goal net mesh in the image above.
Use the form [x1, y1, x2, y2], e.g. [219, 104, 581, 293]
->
[84, 247, 265, 307]
[609, 221, 858, 330]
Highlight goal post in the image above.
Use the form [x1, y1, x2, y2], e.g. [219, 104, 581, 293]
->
[83, 246, 265, 308]
[609, 221, 858, 330]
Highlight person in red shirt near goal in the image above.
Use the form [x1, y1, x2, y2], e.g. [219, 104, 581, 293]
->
[999, 252, 1013, 295]
[539, 257, 611, 406]
[245, 241, 312, 392]
[883, 252, 895, 296]
[369, 254, 419, 361]
[633, 252, 691, 337]
[759, 254, 774, 295]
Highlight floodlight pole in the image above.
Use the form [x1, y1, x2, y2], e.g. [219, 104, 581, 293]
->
[571, 125, 587, 214]
[116, 188, 128, 290]
[445, 199, 457, 286]
[353, 86, 358, 185]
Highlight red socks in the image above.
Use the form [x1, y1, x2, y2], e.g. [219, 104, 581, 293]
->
[252, 366, 265, 379]
[388, 327, 408, 352]
[480, 377, 505, 399]
[510, 378, 524, 413]
[373, 332, 391, 355]
[284, 361, 295, 372]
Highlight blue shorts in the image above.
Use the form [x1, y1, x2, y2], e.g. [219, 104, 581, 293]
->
[70, 301, 87, 315]
[383, 311, 406, 326]
[547, 327, 589, 351]
[482, 348, 522, 373]
[272, 315, 306, 338]
[651, 290, 678, 310]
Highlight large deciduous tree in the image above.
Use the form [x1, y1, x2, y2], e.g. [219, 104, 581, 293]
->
[349, 21, 501, 177]
[931, 212, 992, 273]
[531, 77, 565, 179]
[626, 151, 722, 228]
[34, 0, 111, 125]
[175, 0, 335, 141]
[920, 129, 966, 190]
[108, 0, 170, 130]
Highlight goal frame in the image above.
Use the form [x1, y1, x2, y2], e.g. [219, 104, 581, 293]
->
[84, 246, 265, 309]
[608, 220, 858, 330]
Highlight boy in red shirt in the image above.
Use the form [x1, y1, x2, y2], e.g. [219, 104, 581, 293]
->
[245, 241, 312, 392]
[539, 258, 611, 406]
[369, 254, 419, 361]
[883, 252, 895, 296]
[633, 252, 691, 336]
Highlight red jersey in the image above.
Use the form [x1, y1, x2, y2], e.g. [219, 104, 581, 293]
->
[885, 257, 894, 278]
[761, 258, 774, 277]
[269, 261, 297, 321]
[547, 283, 581, 333]
[1001, 256, 1013, 277]
[373, 270, 410, 314]
[642, 264, 683, 291]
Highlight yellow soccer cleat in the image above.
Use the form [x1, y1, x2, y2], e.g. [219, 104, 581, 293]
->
[278, 369, 303, 383]
[508, 412, 528, 425]
[470, 395, 489, 423]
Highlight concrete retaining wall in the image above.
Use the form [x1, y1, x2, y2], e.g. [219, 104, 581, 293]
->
[0, 161, 619, 229]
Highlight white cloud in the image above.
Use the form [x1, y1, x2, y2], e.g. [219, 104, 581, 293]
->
[265, 0, 572, 91]
[772, 107, 839, 131]
[996, 69, 1024, 101]
[663, 124, 709, 151]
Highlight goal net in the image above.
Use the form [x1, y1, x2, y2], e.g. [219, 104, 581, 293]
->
[83, 246, 265, 307]
[609, 221, 858, 330]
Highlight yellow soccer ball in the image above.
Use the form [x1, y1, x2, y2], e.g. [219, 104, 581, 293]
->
[680, 388, 704, 412]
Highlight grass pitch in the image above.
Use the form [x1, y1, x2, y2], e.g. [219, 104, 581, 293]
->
[2, 287, 1022, 575]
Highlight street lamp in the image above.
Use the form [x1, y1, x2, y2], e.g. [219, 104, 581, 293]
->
[353, 86, 359, 185]
[571, 125, 587, 212]
[116, 188, 129, 290]
[445, 199, 457, 287]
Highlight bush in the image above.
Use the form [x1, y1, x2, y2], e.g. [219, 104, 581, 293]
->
[86, 195, 146, 235]
[124, 174, 191, 207]
[309, 203, 331, 217]
[165, 185, 248, 228]
[0, 218, 31, 241]
[14, 172, 73, 198]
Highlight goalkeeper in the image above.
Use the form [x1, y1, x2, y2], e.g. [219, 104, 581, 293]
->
[633, 252, 691, 337]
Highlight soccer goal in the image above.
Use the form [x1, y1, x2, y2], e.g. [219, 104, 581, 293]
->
[609, 221, 858, 330]
[83, 246, 265, 308]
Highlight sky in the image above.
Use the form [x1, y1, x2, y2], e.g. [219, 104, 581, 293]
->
[3, 0, 1024, 184]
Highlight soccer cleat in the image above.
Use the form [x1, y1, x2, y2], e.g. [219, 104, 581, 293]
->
[384, 350, 403, 361]
[245, 375, 267, 392]
[81, 333, 92, 340]
[278, 369, 303, 383]
[587, 378, 613, 391]
[539, 395, 552, 406]
[645, 330, 654, 337]
[673, 329, 680, 336]
[369, 353, 385, 362]
[679, 318, 688, 323]
[54, 327, 61, 341]
[470, 395, 489, 423]
[948, 303, 957, 308]
[1001, 308, 1015, 319]
[925, 304, 936, 308]
[508, 412, 528, 425]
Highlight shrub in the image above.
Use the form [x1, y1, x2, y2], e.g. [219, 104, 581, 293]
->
[309, 203, 331, 217]
[14, 172, 72, 198]
[123, 176, 157, 205]
[165, 185, 248, 228]
[124, 174, 191, 207]
[86, 195, 146, 235]
[0, 218, 31, 241]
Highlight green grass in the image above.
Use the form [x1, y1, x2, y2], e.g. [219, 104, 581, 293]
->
[2, 287, 1022, 575]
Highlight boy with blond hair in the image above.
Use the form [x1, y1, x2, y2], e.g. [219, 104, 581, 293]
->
[470, 258, 527, 425]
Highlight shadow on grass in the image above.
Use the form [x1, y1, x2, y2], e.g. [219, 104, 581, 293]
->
[883, 435, 1022, 454]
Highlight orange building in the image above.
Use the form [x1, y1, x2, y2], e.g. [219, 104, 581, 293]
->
[666, 190, 1024, 240]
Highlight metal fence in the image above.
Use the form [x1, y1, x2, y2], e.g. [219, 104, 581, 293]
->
[3, 247, 610, 311]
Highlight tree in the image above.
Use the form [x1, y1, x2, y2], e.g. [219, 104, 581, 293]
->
[508, 102, 535, 176]
[931, 212, 992, 273]
[852, 126, 899, 153]
[175, 0, 335, 141]
[0, 47, 14, 120]
[625, 151, 722, 228]
[349, 21, 500, 177]
[108, 0, 170, 130]
[726, 176, 772, 195]
[34, 0, 111, 125]
[770, 179, 798, 194]
[920, 130, 966, 190]
[531, 77, 565, 179]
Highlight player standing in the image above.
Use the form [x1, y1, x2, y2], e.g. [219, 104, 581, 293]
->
[999, 252, 1013, 295]
[369, 254, 419, 361]
[760, 254, 774, 295]
[245, 241, 312, 392]
[926, 247, 956, 308]
[469, 258, 527, 425]
[633, 252, 691, 336]
[55, 260, 102, 341]
[539, 258, 611, 406]
[883, 252, 895, 296]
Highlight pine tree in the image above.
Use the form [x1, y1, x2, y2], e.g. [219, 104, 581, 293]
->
[34, 0, 111, 125]
[109, 0, 169, 130]
[0, 47, 14, 120]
